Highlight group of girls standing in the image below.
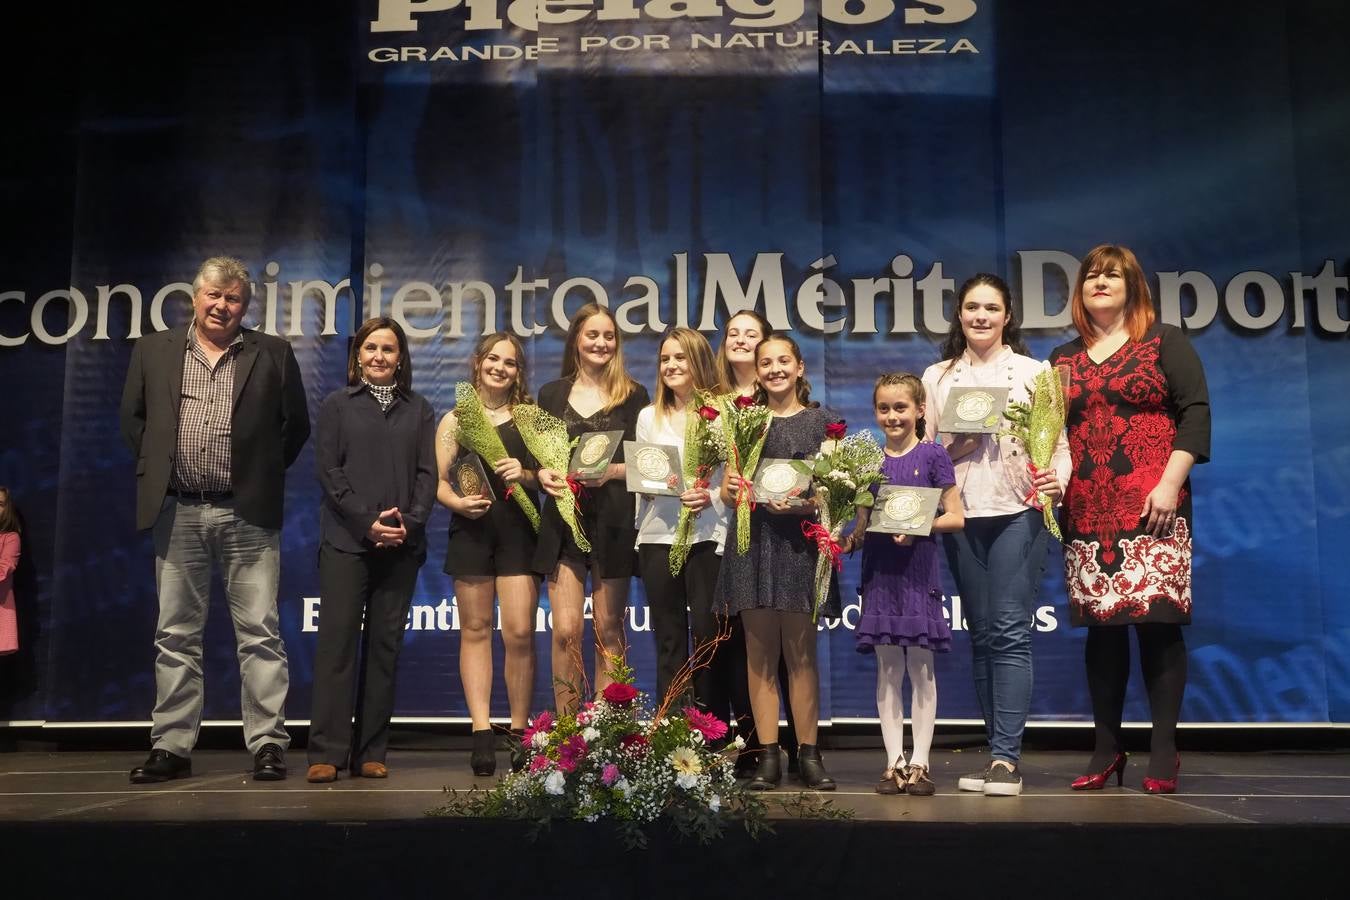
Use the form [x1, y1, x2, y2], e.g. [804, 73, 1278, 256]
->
[306, 243, 1208, 798]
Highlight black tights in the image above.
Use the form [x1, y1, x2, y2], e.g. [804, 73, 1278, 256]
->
[1085, 624, 1187, 780]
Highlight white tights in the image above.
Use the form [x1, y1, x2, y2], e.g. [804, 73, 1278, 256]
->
[875, 645, 937, 771]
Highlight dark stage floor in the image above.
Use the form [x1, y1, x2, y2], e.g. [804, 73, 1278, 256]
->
[3, 747, 1348, 896]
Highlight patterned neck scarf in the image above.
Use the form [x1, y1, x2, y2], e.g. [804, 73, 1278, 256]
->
[363, 378, 396, 411]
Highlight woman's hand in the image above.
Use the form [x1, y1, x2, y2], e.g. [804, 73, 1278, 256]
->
[494, 456, 525, 484]
[579, 462, 622, 488]
[455, 495, 492, 520]
[1028, 463, 1063, 506]
[1141, 481, 1180, 537]
[680, 486, 712, 513]
[537, 467, 569, 499]
[891, 533, 913, 547]
[367, 507, 408, 548]
[947, 433, 981, 461]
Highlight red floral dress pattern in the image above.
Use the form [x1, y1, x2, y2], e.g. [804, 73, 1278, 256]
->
[1052, 332, 1195, 626]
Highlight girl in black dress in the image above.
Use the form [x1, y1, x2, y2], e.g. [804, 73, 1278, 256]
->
[534, 303, 649, 712]
[437, 332, 541, 776]
[714, 333, 840, 791]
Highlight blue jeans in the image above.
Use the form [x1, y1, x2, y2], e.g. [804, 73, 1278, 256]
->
[944, 509, 1048, 765]
[151, 497, 288, 756]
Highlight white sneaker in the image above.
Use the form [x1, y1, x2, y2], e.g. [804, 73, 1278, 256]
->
[982, 761, 1022, 796]
[958, 764, 991, 792]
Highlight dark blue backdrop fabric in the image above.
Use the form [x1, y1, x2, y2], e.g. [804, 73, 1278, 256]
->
[2, 1, 1347, 725]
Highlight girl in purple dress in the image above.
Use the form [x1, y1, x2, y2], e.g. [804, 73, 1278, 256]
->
[848, 374, 964, 796]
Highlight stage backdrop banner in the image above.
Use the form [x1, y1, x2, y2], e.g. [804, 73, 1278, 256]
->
[2, 1, 1348, 727]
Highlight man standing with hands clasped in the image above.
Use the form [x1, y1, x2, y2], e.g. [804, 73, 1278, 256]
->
[120, 256, 310, 783]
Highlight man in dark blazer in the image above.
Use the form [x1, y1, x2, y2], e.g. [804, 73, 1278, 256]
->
[120, 256, 310, 783]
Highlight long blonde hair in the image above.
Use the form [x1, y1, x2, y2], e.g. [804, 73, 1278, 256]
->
[559, 303, 638, 412]
[654, 327, 725, 422]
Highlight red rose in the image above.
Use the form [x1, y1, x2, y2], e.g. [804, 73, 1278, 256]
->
[698, 405, 720, 422]
[825, 421, 846, 439]
[602, 682, 639, 706]
[734, 394, 757, 409]
[619, 733, 650, 755]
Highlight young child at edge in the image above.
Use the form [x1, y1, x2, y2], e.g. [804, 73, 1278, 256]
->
[846, 373, 964, 796]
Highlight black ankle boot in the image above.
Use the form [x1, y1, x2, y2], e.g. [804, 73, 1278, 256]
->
[470, 729, 496, 777]
[508, 728, 528, 773]
[797, 743, 835, 791]
[747, 742, 782, 791]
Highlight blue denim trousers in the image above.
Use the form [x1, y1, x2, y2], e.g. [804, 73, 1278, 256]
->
[151, 497, 288, 756]
[943, 509, 1048, 765]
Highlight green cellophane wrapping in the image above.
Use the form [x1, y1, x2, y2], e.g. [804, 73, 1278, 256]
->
[452, 382, 540, 532]
[1000, 367, 1067, 541]
[513, 402, 591, 553]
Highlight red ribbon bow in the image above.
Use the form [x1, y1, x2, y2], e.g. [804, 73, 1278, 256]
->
[565, 474, 586, 513]
[801, 521, 843, 572]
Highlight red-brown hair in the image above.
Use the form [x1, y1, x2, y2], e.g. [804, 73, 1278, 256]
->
[1070, 245, 1156, 345]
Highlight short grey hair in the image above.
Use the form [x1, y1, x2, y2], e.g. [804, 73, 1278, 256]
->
[192, 256, 253, 303]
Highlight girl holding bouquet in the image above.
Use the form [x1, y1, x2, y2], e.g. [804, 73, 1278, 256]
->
[846, 374, 964, 796]
[921, 274, 1070, 797]
[534, 303, 650, 712]
[436, 332, 541, 776]
[713, 310, 788, 774]
[714, 332, 840, 791]
[634, 327, 731, 716]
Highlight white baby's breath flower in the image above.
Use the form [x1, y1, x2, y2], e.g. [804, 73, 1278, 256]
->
[617, 778, 633, 798]
[709, 795, 721, 812]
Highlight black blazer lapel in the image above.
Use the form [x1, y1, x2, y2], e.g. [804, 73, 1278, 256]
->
[232, 331, 260, 411]
[165, 327, 186, 427]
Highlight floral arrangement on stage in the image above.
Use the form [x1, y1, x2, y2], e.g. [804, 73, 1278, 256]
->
[803, 424, 885, 621]
[719, 394, 772, 555]
[668, 392, 728, 576]
[431, 663, 774, 848]
[513, 403, 590, 552]
[449, 382, 540, 531]
[1001, 366, 1068, 541]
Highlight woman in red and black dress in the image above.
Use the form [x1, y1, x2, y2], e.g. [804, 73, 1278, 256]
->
[1050, 245, 1210, 794]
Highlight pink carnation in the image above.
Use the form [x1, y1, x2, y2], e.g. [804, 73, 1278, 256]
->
[529, 754, 552, 774]
[601, 763, 621, 787]
[683, 707, 728, 742]
[557, 734, 588, 773]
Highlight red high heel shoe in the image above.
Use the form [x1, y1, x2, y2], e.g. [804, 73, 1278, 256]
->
[1070, 752, 1127, 791]
[1142, 754, 1181, 794]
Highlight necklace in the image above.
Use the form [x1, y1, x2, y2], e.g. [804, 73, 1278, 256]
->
[481, 394, 510, 411]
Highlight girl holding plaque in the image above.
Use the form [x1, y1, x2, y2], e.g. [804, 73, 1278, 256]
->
[436, 332, 541, 776]
[634, 327, 731, 718]
[1051, 246, 1209, 794]
[714, 333, 841, 791]
[534, 303, 650, 712]
[844, 374, 964, 797]
[712, 310, 789, 775]
[921, 275, 1070, 797]
[308, 318, 437, 783]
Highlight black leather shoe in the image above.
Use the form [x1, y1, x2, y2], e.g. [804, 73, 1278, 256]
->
[747, 742, 782, 791]
[797, 743, 836, 791]
[253, 743, 287, 781]
[129, 749, 191, 784]
[470, 729, 497, 777]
